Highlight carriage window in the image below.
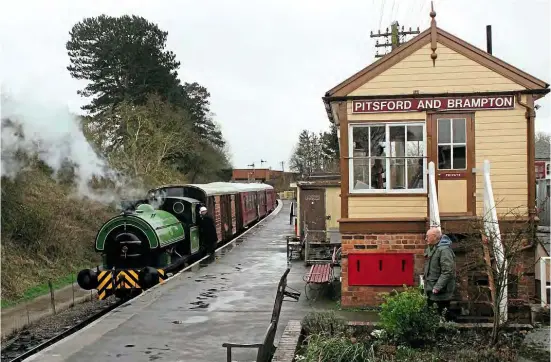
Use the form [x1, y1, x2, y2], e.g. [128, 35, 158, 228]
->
[437, 118, 467, 170]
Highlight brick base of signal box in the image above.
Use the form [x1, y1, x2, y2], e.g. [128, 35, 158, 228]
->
[340, 233, 426, 308]
[340, 232, 537, 308]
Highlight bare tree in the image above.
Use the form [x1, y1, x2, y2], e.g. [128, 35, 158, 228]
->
[457, 201, 536, 345]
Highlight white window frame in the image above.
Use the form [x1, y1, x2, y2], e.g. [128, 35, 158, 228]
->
[348, 122, 427, 194]
[436, 118, 467, 171]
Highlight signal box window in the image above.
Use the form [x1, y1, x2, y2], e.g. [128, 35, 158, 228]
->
[437, 118, 466, 170]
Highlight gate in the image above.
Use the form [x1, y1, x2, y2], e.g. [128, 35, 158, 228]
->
[536, 180, 550, 227]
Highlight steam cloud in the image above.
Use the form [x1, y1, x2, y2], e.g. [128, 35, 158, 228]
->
[1, 92, 146, 206]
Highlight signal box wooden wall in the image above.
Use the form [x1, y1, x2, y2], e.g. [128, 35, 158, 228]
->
[323, 20, 549, 306]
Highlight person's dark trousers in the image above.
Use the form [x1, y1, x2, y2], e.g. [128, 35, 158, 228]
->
[427, 298, 453, 321]
[206, 242, 216, 261]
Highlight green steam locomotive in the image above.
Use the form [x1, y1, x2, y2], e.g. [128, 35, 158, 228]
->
[77, 182, 276, 300]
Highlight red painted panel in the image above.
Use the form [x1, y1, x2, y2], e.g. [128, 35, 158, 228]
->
[348, 253, 414, 286]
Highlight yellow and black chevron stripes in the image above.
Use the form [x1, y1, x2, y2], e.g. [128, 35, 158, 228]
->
[96, 268, 168, 300]
[115, 270, 141, 289]
[158, 269, 167, 284]
[97, 270, 113, 300]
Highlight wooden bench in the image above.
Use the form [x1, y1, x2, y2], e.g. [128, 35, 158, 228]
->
[222, 268, 300, 362]
[305, 264, 333, 284]
[303, 247, 340, 301]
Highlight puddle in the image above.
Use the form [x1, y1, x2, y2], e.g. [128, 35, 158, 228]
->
[189, 300, 209, 309]
[183, 315, 208, 324]
[207, 291, 246, 312]
[125, 344, 135, 348]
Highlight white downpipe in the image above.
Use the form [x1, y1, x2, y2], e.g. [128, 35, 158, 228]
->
[482, 160, 507, 323]
[540, 256, 550, 307]
[428, 162, 441, 232]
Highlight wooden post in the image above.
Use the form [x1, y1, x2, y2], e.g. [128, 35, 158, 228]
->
[72, 273, 75, 306]
[48, 280, 56, 315]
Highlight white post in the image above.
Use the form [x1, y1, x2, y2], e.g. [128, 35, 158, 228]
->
[483, 160, 507, 323]
[428, 161, 441, 231]
[540, 258, 548, 307]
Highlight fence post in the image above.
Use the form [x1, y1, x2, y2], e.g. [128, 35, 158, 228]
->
[72, 272, 75, 306]
[48, 280, 56, 315]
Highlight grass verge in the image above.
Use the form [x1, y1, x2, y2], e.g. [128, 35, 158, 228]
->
[1, 167, 113, 305]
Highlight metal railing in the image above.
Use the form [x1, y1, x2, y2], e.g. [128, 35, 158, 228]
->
[482, 160, 507, 323]
[428, 161, 441, 231]
[540, 256, 551, 307]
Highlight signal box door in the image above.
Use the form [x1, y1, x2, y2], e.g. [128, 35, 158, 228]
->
[300, 188, 326, 243]
[429, 114, 476, 216]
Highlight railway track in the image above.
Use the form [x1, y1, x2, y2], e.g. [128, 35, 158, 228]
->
[1, 297, 123, 362]
[1, 201, 282, 362]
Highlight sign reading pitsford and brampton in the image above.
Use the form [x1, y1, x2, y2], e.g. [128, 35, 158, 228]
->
[352, 95, 515, 113]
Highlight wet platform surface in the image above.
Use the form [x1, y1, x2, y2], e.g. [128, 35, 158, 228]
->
[29, 201, 323, 362]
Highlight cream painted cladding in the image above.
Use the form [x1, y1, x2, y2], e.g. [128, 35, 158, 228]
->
[348, 43, 525, 96]
[325, 186, 341, 230]
[346, 42, 530, 218]
[349, 196, 427, 219]
[474, 103, 528, 215]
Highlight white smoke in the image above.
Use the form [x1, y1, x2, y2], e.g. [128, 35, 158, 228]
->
[0, 92, 147, 207]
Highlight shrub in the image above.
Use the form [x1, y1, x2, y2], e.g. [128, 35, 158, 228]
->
[378, 286, 440, 346]
[301, 310, 348, 336]
[300, 334, 373, 362]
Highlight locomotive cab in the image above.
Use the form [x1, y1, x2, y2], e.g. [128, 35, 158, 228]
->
[154, 196, 202, 257]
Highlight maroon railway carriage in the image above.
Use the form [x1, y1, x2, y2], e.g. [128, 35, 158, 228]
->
[149, 182, 276, 245]
[232, 183, 276, 227]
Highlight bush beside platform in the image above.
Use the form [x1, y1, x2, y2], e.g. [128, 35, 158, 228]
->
[274, 287, 549, 362]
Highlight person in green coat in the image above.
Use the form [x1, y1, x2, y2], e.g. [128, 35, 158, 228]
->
[424, 227, 456, 320]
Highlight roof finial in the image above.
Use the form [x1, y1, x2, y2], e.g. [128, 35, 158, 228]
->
[430, 1, 438, 66]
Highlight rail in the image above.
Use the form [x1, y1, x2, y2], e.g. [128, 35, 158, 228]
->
[540, 256, 551, 307]
[482, 160, 507, 323]
[428, 161, 441, 231]
[2, 300, 124, 362]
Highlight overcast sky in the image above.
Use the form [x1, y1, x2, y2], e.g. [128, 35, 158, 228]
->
[1, 0, 550, 170]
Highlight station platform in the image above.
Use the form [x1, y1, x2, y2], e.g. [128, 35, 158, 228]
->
[29, 201, 319, 362]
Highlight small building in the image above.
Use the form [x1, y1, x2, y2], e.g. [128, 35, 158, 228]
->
[232, 168, 282, 183]
[535, 138, 550, 181]
[322, 10, 549, 307]
[232, 168, 299, 193]
[296, 174, 342, 263]
[535, 138, 550, 227]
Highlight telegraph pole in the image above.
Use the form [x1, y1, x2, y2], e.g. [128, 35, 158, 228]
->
[371, 21, 420, 58]
[280, 161, 285, 172]
[248, 162, 255, 182]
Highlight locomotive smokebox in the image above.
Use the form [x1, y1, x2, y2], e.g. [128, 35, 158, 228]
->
[77, 268, 99, 290]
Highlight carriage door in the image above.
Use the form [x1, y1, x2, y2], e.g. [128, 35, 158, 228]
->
[220, 195, 232, 241]
[300, 188, 326, 243]
[430, 114, 475, 216]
